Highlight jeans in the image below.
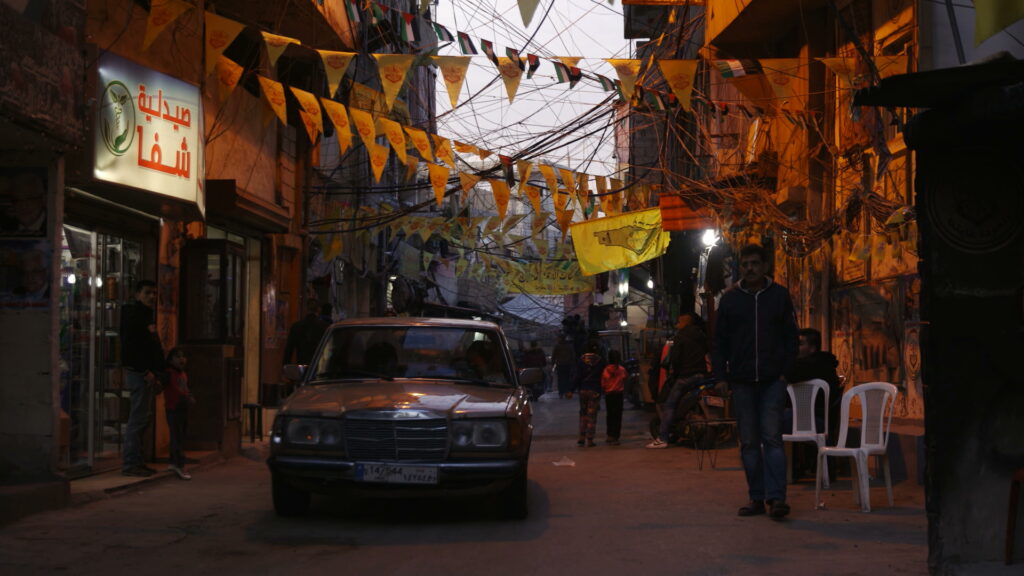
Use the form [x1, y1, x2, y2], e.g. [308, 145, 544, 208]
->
[577, 390, 601, 441]
[658, 374, 704, 442]
[123, 369, 154, 469]
[732, 379, 788, 502]
[166, 404, 189, 468]
[604, 391, 623, 440]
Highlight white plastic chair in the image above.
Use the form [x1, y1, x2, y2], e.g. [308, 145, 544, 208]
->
[783, 379, 830, 488]
[815, 382, 898, 512]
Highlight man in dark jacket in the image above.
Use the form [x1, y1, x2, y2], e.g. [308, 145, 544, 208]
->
[284, 299, 330, 366]
[120, 280, 164, 477]
[788, 328, 842, 467]
[713, 244, 798, 519]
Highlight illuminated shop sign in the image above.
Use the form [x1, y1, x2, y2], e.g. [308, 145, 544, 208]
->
[94, 53, 204, 211]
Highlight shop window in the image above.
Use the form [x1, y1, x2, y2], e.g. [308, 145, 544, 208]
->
[180, 239, 245, 343]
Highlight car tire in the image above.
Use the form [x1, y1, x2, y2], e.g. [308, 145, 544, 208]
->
[272, 473, 310, 516]
[500, 461, 529, 520]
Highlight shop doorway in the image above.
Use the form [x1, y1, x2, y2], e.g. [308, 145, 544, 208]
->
[59, 225, 145, 476]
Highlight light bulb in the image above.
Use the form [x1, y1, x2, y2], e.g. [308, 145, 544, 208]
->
[67, 273, 76, 285]
[702, 229, 719, 247]
[646, 278, 654, 289]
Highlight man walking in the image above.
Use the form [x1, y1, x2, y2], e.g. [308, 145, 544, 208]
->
[120, 280, 164, 477]
[712, 244, 798, 518]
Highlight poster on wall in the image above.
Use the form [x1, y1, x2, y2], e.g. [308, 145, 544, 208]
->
[0, 238, 51, 309]
[0, 168, 47, 237]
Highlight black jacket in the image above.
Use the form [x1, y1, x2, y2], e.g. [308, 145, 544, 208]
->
[712, 278, 798, 384]
[284, 314, 329, 365]
[120, 300, 164, 372]
[668, 323, 708, 379]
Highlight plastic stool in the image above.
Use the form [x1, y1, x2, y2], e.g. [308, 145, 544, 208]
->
[1008, 468, 1024, 565]
[242, 403, 263, 443]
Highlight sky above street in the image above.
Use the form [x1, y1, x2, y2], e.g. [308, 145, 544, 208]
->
[433, 0, 632, 177]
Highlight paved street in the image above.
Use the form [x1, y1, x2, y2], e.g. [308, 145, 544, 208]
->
[0, 394, 930, 575]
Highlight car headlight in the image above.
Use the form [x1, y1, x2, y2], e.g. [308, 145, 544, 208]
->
[451, 419, 508, 449]
[273, 417, 343, 448]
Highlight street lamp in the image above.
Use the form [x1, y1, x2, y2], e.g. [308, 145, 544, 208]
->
[702, 229, 719, 247]
[646, 278, 654, 289]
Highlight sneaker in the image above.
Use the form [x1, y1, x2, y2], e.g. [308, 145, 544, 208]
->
[738, 500, 766, 516]
[767, 499, 790, 519]
[576, 439, 585, 447]
[173, 467, 192, 481]
[645, 439, 668, 449]
[122, 466, 155, 477]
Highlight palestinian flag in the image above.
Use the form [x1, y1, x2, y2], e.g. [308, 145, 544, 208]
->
[432, 21, 454, 43]
[526, 54, 541, 78]
[715, 59, 762, 78]
[597, 74, 616, 92]
[506, 47, 524, 70]
[457, 31, 478, 55]
[345, 0, 360, 24]
[568, 66, 582, 88]
[552, 61, 570, 83]
[400, 11, 418, 43]
[480, 39, 498, 64]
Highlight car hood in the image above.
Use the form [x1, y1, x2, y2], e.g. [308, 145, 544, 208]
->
[280, 380, 515, 418]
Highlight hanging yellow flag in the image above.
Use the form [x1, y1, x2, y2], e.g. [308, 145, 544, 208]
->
[759, 58, 805, 111]
[576, 174, 591, 217]
[516, 159, 533, 183]
[557, 169, 577, 198]
[214, 55, 243, 103]
[459, 173, 481, 196]
[496, 57, 523, 103]
[605, 59, 641, 102]
[454, 140, 479, 155]
[432, 134, 456, 166]
[428, 163, 450, 206]
[974, 0, 1024, 45]
[367, 141, 390, 183]
[506, 260, 593, 295]
[521, 183, 542, 214]
[144, 0, 192, 51]
[205, 12, 246, 74]
[658, 59, 698, 111]
[318, 50, 356, 97]
[875, 55, 908, 79]
[609, 177, 624, 214]
[556, 204, 574, 238]
[377, 117, 407, 165]
[404, 126, 433, 161]
[405, 160, 419, 183]
[489, 179, 511, 221]
[431, 55, 471, 109]
[257, 76, 288, 125]
[477, 148, 493, 161]
[818, 57, 857, 89]
[557, 56, 583, 69]
[373, 54, 415, 111]
[320, 98, 353, 153]
[517, 0, 541, 27]
[262, 32, 300, 68]
[537, 164, 559, 195]
[289, 87, 323, 141]
[570, 207, 670, 276]
[349, 107, 376, 148]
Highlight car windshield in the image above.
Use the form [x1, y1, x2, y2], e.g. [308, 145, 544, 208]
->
[309, 325, 513, 387]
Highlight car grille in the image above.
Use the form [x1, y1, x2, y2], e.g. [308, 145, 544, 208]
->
[344, 418, 448, 462]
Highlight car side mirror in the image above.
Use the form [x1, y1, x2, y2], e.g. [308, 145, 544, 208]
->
[282, 364, 305, 383]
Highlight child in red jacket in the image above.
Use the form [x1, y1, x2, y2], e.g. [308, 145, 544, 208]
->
[602, 349, 628, 445]
[164, 347, 195, 480]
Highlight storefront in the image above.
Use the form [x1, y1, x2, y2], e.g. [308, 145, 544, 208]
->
[61, 52, 204, 476]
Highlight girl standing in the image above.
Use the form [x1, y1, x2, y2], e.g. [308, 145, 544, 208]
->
[602, 349, 627, 445]
[164, 347, 195, 480]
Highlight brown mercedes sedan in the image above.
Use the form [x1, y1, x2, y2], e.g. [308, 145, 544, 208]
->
[267, 317, 534, 518]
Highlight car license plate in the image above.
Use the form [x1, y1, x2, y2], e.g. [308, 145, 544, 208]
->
[355, 463, 438, 485]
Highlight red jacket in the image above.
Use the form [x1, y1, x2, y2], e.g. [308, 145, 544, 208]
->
[164, 367, 190, 410]
[602, 364, 627, 394]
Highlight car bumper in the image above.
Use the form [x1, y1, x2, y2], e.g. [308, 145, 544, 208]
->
[267, 455, 523, 496]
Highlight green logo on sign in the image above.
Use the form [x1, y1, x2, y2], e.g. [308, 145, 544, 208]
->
[99, 81, 135, 156]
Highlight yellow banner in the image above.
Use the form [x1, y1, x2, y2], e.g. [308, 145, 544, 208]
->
[349, 106, 376, 148]
[263, 32, 300, 68]
[608, 177, 624, 214]
[289, 87, 323, 141]
[605, 58, 641, 101]
[570, 207, 670, 276]
[658, 59, 698, 111]
[521, 183, 542, 214]
[459, 173, 481, 196]
[404, 125, 433, 161]
[377, 117, 407, 165]
[431, 55, 471, 109]
[367, 142, 390, 183]
[144, 0, 191, 51]
[320, 98, 353, 153]
[489, 179, 511, 221]
[538, 164, 559, 195]
[205, 12, 246, 74]
[214, 55, 243, 103]
[974, 0, 1024, 45]
[373, 54, 415, 111]
[496, 57, 523, 103]
[431, 134, 455, 166]
[506, 260, 592, 295]
[516, 159, 533, 183]
[318, 50, 356, 97]
[257, 76, 288, 125]
[760, 58, 805, 111]
[428, 163, 449, 206]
